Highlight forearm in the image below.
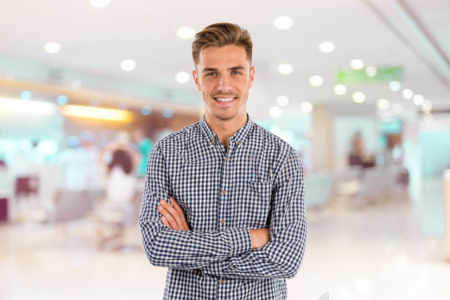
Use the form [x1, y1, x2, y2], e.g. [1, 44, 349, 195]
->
[201, 217, 307, 279]
[140, 218, 252, 270]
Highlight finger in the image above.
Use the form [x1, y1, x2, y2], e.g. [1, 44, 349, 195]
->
[170, 197, 187, 222]
[161, 216, 172, 229]
[160, 200, 181, 226]
[158, 205, 179, 230]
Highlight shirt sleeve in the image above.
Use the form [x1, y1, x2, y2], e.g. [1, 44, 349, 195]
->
[201, 149, 307, 279]
[139, 143, 252, 270]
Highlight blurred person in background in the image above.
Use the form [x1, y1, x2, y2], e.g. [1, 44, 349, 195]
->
[139, 22, 307, 300]
[130, 125, 153, 178]
[94, 131, 140, 249]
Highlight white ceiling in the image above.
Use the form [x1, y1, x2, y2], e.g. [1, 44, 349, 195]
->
[0, 0, 449, 118]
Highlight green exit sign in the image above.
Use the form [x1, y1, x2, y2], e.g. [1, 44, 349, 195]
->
[337, 66, 403, 84]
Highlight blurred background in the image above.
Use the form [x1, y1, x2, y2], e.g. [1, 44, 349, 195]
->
[1, 0, 450, 299]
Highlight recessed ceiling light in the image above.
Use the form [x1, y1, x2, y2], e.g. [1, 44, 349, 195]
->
[277, 64, 293, 75]
[120, 59, 136, 72]
[300, 102, 313, 113]
[269, 106, 282, 118]
[389, 81, 401, 92]
[177, 27, 196, 39]
[352, 92, 366, 103]
[273, 16, 293, 30]
[276, 95, 289, 106]
[392, 103, 403, 114]
[163, 108, 173, 118]
[309, 75, 324, 87]
[377, 99, 390, 110]
[422, 100, 432, 113]
[350, 59, 365, 70]
[175, 71, 190, 84]
[141, 106, 151, 116]
[402, 89, 413, 100]
[20, 91, 32, 100]
[90, 0, 111, 8]
[334, 84, 347, 95]
[365, 66, 377, 77]
[318, 41, 335, 54]
[413, 94, 424, 105]
[44, 42, 61, 54]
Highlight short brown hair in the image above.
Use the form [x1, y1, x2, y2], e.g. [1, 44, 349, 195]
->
[192, 23, 253, 66]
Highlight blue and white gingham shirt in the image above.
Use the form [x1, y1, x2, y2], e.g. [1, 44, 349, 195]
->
[139, 115, 307, 300]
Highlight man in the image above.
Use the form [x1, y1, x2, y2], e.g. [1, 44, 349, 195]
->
[139, 23, 307, 300]
[130, 125, 154, 178]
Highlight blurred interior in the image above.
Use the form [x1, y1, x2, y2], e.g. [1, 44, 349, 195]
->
[1, 0, 450, 299]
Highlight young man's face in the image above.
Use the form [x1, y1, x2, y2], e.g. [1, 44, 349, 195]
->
[193, 45, 255, 122]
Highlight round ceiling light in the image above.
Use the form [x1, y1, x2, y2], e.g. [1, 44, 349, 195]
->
[334, 84, 347, 95]
[350, 59, 365, 70]
[389, 81, 402, 92]
[269, 106, 282, 118]
[120, 59, 136, 72]
[177, 26, 196, 39]
[352, 92, 366, 103]
[277, 64, 293, 75]
[273, 16, 293, 30]
[319, 41, 335, 53]
[413, 94, 424, 105]
[309, 75, 324, 87]
[365, 66, 377, 77]
[377, 99, 390, 110]
[300, 102, 313, 113]
[276, 95, 289, 106]
[402, 89, 413, 100]
[175, 71, 190, 84]
[44, 42, 61, 54]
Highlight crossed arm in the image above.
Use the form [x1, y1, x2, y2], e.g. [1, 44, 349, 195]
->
[158, 197, 271, 249]
[139, 144, 307, 279]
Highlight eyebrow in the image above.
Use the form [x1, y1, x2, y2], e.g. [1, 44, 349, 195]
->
[202, 66, 246, 73]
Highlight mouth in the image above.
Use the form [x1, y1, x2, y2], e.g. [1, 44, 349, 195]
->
[214, 97, 237, 105]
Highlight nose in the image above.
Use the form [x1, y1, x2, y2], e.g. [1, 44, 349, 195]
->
[217, 74, 232, 92]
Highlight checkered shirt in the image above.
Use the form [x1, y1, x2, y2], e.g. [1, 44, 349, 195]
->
[139, 115, 307, 300]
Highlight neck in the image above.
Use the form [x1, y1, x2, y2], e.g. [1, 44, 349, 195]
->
[204, 111, 247, 151]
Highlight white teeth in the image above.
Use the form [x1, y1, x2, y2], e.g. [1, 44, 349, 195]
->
[215, 97, 235, 102]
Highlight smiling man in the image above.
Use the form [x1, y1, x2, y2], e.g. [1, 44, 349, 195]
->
[139, 23, 307, 300]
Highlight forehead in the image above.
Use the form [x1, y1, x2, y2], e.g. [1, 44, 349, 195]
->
[197, 45, 249, 69]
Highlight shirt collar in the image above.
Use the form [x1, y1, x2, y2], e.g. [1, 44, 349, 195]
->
[199, 113, 254, 146]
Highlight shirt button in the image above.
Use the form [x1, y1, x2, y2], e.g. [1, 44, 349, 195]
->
[215, 136, 218, 141]
[225, 157, 229, 162]
[221, 279, 225, 284]
[210, 141, 214, 145]
[237, 141, 241, 145]
[221, 219, 225, 224]
[222, 190, 226, 195]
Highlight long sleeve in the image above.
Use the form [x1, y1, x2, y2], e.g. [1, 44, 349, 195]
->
[201, 149, 307, 279]
[139, 143, 252, 270]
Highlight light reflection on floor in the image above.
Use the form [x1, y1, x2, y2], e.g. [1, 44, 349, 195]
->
[0, 186, 449, 300]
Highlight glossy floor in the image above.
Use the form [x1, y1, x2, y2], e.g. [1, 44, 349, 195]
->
[0, 187, 449, 300]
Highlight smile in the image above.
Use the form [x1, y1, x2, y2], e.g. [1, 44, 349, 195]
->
[214, 97, 236, 102]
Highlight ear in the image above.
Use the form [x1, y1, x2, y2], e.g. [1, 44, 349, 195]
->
[248, 66, 255, 89]
[192, 70, 201, 91]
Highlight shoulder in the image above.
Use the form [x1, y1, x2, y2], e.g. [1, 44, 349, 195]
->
[152, 122, 200, 154]
[252, 123, 297, 159]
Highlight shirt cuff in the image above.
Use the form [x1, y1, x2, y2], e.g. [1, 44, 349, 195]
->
[227, 228, 252, 256]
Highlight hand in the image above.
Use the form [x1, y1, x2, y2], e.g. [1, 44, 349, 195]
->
[158, 197, 190, 230]
[249, 228, 270, 249]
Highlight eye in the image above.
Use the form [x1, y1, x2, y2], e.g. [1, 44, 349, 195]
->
[206, 72, 216, 77]
[232, 71, 241, 75]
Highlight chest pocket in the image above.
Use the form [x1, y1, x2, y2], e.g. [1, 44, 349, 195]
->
[236, 180, 272, 229]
